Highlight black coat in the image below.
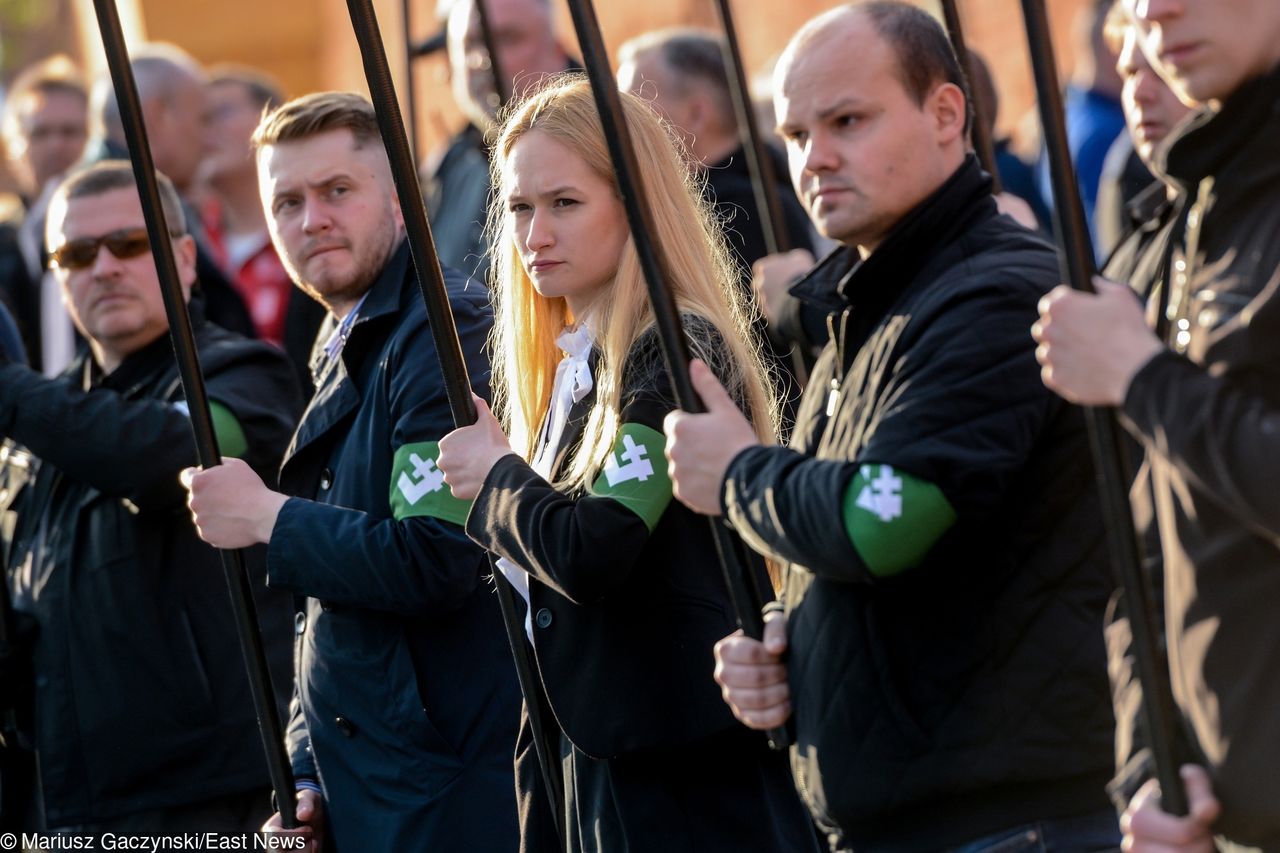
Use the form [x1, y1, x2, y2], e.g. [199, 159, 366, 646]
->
[722, 157, 1117, 851]
[1108, 64, 1280, 848]
[0, 317, 300, 827]
[705, 144, 816, 425]
[467, 320, 817, 852]
[704, 144, 814, 283]
[268, 242, 520, 852]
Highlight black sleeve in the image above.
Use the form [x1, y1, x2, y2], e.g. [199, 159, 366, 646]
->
[0, 341, 298, 512]
[466, 322, 734, 605]
[722, 444, 866, 581]
[0, 301, 25, 365]
[724, 275, 1056, 574]
[267, 291, 495, 616]
[1122, 347, 1280, 540]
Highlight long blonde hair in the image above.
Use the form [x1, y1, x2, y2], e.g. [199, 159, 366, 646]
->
[487, 74, 777, 492]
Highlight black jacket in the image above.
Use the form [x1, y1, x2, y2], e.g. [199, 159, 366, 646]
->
[1109, 64, 1280, 848]
[722, 157, 1117, 850]
[468, 319, 816, 852]
[705, 144, 814, 283]
[0, 316, 299, 827]
[468, 321, 760, 758]
[268, 242, 520, 851]
[705, 144, 815, 426]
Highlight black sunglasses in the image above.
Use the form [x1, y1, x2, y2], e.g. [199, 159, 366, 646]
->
[49, 227, 183, 272]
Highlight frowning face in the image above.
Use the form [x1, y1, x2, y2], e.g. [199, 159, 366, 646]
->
[258, 128, 403, 316]
[502, 130, 629, 318]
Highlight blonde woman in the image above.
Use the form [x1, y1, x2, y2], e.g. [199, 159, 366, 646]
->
[436, 76, 817, 852]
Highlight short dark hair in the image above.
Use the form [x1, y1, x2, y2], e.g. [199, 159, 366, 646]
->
[861, 1, 973, 136]
[53, 160, 186, 235]
[208, 64, 285, 113]
[251, 91, 380, 150]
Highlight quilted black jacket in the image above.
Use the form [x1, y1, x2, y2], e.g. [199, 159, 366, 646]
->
[722, 157, 1117, 851]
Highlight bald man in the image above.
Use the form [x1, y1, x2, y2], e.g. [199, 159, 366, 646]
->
[90, 43, 254, 340]
[665, 4, 1119, 850]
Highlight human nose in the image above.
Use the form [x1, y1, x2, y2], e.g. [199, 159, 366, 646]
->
[524, 207, 554, 252]
[87, 240, 125, 278]
[1132, 68, 1162, 107]
[801, 130, 839, 175]
[301, 196, 332, 235]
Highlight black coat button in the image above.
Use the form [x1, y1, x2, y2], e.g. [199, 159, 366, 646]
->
[335, 716, 356, 737]
[534, 608, 553, 629]
[294, 612, 306, 635]
[319, 468, 333, 490]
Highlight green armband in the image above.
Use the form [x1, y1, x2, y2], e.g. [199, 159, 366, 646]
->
[209, 400, 248, 459]
[842, 464, 956, 577]
[589, 423, 673, 531]
[389, 441, 471, 525]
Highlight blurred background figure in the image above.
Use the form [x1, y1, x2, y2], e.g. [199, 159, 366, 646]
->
[198, 64, 325, 393]
[1034, 0, 1125, 250]
[967, 49, 1046, 230]
[89, 43, 255, 339]
[1093, 1, 1192, 259]
[2, 56, 86, 207]
[617, 28, 814, 282]
[427, 0, 577, 278]
[0, 55, 88, 373]
[617, 27, 815, 423]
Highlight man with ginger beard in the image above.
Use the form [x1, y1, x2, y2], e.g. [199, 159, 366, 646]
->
[183, 92, 519, 851]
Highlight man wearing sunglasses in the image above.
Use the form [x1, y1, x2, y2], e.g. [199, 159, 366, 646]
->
[0, 160, 300, 833]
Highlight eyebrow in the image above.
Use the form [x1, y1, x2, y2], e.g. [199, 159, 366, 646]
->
[816, 97, 868, 120]
[778, 96, 868, 134]
[505, 184, 582, 201]
[272, 172, 354, 200]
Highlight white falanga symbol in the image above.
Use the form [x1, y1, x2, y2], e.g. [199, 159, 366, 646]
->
[855, 464, 903, 522]
[603, 434, 654, 486]
[398, 452, 446, 504]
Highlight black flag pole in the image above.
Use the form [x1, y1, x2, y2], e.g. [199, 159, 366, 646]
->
[940, 0, 1003, 193]
[564, 0, 789, 749]
[343, 0, 566, 837]
[0, 522, 37, 830]
[401, 0, 420, 159]
[1020, 0, 1187, 816]
[474, 0, 509, 110]
[710, 0, 810, 387]
[710, 0, 787, 257]
[89, 0, 298, 828]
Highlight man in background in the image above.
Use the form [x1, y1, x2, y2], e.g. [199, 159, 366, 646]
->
[0, 56, 89, 371]
[90, 43, 254, 338]
[199, 65, 325, 392]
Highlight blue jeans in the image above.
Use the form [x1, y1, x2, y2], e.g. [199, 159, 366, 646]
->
[946, 807, 1121, 853]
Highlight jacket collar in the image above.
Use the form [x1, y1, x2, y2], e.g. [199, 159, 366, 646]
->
[1159, 61, 1280, 187]
[790, 154, 994, 313]
[78, 297, 209, 396]
[285, 240, 411, 468]
[546, 347, 603, 483]
[349, 238, 412, 333]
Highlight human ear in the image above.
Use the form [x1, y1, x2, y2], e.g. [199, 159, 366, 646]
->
[929, 82, 968, 146]
[176, 235, 199, 299]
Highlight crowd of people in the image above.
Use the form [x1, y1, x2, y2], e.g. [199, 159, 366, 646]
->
[1, 0, 1277, 850]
